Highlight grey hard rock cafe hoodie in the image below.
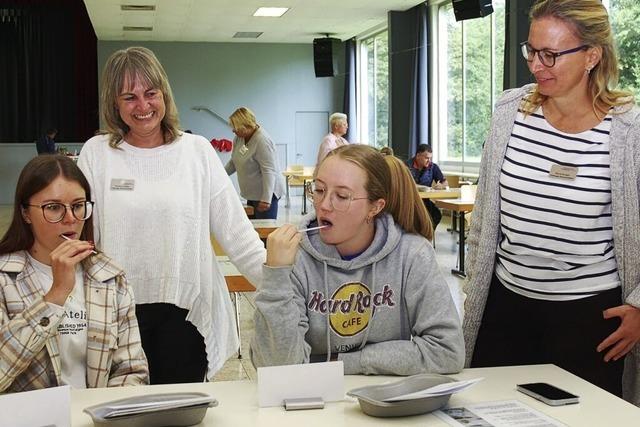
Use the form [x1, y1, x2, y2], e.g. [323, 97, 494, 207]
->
[251, 213, 465, 375]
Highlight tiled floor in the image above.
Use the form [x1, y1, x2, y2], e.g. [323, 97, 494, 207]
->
[0, 193, 465, 383]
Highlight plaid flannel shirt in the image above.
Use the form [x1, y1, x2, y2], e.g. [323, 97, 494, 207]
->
[0, 251, 149, 392]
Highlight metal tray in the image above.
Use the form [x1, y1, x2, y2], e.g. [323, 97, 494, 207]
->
[347, 373, 454, 417]
[83, 392, 217, 427]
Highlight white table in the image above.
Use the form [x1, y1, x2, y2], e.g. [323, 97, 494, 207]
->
[70, 364, 639, 426]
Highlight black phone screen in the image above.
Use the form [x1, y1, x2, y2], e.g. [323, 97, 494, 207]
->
[518, 383, 578, 400]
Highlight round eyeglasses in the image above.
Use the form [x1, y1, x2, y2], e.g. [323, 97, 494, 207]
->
[306, 181, 368, 212]
[24, 201, 94, 223]
[520, 41, 589, 68]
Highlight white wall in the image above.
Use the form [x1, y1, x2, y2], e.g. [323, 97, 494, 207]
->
[0, 40, 344, 204]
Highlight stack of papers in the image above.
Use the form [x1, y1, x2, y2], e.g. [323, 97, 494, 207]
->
[102, 395, 214, 419]
[383, 378, 484, 402]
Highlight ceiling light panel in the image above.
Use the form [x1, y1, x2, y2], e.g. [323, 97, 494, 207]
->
[253, 7, 289, 17]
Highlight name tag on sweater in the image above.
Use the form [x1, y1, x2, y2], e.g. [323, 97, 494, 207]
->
[549, 164, 578, 180]
[110, 178, 135, 190]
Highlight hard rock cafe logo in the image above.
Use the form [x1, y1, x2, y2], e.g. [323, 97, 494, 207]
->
[307, 282, 395, 337]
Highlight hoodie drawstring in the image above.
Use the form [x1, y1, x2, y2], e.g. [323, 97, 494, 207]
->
[324, 260, 331, 362]
[356, 260, 377, 351]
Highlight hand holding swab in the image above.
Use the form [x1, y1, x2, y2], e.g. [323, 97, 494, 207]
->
[60, 234, 98, 254]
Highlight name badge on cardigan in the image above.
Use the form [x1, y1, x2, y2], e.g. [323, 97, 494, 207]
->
[239, 144, 249, 156]
[549, 164, 578, 180]
[110, 179, 135, 190]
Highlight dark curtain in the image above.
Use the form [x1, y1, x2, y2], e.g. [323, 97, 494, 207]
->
[0, 0, 98, 143]
[342, 38, 358, 142]
[503, 0, 535, 90]
[388, 2, 430, 161]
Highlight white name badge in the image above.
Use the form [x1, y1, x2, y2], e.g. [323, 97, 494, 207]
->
[549, 164, 578, 180]
[239, 144, 249, 156]
[0, 385, 70, 427]
[110, 178, 135, 190]
[257, 361, 344, 407]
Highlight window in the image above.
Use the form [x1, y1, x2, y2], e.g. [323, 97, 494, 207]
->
[358, 30, 389, 148]
[432, 0, 505, 168]
[608, 0, 640, 96]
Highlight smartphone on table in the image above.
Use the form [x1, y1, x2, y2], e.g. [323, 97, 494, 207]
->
[516, 382, 579, 406]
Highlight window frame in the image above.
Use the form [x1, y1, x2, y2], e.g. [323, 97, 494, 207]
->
[355, 24, 389, 148]
[428, 0, 504, 175]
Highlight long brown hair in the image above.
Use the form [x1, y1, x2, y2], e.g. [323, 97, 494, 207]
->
[322, 145, 433, 241]
[523, 0, 633, 116]
[100, 46, 181, 148]
[0, 155, 95, 255]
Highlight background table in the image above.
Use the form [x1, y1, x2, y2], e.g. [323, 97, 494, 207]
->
[418, 188, 461, 200]
[282, 167, 315, 214]
[70, 364, 639, 426]
[434, 198, 474, 277]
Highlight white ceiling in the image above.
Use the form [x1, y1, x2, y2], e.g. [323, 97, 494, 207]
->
[83, 0, 426, 43]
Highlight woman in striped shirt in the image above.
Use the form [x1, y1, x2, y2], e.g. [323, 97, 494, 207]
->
[463, 0, 640, 404]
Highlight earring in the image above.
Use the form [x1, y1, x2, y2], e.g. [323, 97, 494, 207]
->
[586, 67, 592, 75]
[366, 216, 373, 224]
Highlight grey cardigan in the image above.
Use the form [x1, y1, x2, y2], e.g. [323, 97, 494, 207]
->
[225, 126, 285, 203]
[462, 84, 640, 405]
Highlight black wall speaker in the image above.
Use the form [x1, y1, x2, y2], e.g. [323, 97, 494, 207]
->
[313, 37, 340, 77]
[452, 0, 494, 21]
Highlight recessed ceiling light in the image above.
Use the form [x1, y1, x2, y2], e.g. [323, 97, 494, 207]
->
[233, 32, 263, 39]
[120, 5, 155, 11]
[123, 26, 153, 31]
[253, 7, 289, 17]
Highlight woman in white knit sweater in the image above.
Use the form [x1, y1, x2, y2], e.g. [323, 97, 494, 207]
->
[78, 46, 266, 384]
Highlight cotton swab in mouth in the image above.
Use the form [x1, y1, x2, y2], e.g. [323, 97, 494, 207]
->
[298, 225, 329, 233]
[60, 234, 98, 254]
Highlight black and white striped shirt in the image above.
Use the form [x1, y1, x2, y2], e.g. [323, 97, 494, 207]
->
[495, 107, 620, 301]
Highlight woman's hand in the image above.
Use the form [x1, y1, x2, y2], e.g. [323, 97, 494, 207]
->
[257, 201, 271, 212]
[44, 239, 95, 306]
[265, 224, 302, 267]
[597, 304, 640, 362]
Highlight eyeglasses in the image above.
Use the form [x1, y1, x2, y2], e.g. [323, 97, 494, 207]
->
[520, 41, 589, 68]
[24, 201, 94, 223]
[306, 181, 368, 212]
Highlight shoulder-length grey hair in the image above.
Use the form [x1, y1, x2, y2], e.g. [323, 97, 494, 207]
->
[100, 46, 181, 148]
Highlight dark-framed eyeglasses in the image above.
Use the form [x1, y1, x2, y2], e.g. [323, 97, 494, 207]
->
[305, 181, 368, 212]
[24, 201, 94, 223]
[520, 41, 589, 68]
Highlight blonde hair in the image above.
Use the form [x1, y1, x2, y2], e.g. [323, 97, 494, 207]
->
[229, 107, 258, 132]
[329, 112, 347, 131]
[100, 47, 181, 148]
[322, 145, 433, 241]
[379, 146, 394, 156]
[522, 0, 633, 116]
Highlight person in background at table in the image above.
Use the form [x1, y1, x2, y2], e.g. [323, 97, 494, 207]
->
[225, 107, 285, 220]
[379, 146, 394, 157]
[0, 155, 148, 392]
[252, 144, 464, 375]
[35, 128, 57, 155]
[78, 47, 265, 384]
[317, 112, 350, 165]
[406, 144, 448, 228]
[464, 0, 640, 405]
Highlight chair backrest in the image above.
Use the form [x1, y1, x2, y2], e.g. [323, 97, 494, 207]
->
[460, 184, 477, 201]
[445, 175, 461, 188]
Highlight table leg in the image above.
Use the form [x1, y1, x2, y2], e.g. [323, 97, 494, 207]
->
[451, 211, 467, 278]
[285, 176, 291, 208]
[233, 292, 242, 359]
[301, 179, 308, 215]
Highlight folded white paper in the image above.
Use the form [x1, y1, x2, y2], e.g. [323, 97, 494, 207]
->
[257, 361, 344, 407]
[384, 377, 484, 402]
[0, 385, 70, 427]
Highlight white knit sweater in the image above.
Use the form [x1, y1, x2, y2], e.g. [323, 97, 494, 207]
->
[78, 133, 266, 377]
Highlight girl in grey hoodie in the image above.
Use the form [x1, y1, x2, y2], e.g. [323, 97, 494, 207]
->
[251, 145, 464, 375]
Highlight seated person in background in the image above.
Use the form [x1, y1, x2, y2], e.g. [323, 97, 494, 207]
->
[407, 144, 448, 228]
[317, 112, 349, 165]
[0, 155, 148, 392]
[252, 144, 464, 375]
[379, 146, 394, 156]
[35, 128, 57, 155]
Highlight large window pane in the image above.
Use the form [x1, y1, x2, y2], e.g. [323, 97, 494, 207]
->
[360, 31, 389, 148]
[609, 0, 640, 95]
[438, 0, 505, 165]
